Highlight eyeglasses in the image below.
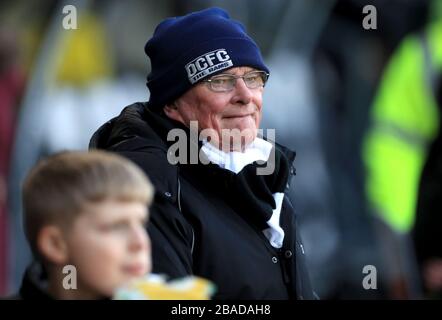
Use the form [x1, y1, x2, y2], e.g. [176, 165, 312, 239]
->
[203, 71, 269, 92]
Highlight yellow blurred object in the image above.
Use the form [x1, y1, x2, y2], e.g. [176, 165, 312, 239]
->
[114, 274, 216, 300]
[55, 12, 114, 86]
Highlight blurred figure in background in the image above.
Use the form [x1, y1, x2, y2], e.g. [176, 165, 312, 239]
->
[363, 0, 442, 299]
[316, 0, 430, 298]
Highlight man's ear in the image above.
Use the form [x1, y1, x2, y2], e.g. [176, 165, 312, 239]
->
[163, 102, 184, 123]
[37, 225, 69, 265]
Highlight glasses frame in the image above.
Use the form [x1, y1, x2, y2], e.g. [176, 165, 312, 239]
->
[203, 71, 270, 92]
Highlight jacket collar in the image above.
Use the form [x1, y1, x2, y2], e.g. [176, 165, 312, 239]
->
[19, 262, 53, 300]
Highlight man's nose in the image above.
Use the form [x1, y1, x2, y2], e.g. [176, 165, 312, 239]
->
[231, 77, 253, 105]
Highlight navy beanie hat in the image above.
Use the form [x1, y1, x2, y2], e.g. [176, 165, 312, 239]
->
[144, 7, 269, 109]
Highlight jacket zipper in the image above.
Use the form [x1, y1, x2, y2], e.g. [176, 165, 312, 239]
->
[177, 178, 195, 255]
[177, 178, 182, 212]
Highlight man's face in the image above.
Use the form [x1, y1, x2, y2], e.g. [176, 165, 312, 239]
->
[64, 200, 150, 298]
[166, 66, 264, 151]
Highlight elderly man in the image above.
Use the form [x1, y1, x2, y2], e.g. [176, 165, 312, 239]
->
[90, 7, 315, 299]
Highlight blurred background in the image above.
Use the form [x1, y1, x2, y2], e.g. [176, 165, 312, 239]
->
[1, 0, 442, 299]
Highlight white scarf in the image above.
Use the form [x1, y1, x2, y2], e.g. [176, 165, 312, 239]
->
[201, 138, 285, 248]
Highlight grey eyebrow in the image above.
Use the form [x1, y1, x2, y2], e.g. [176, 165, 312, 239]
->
[213, 70, 259, 77]
[212, 73, 236, 77]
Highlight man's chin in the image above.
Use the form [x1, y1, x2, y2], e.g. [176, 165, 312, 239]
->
[220, 131, 257, 152]
[222, 115, 257, 129]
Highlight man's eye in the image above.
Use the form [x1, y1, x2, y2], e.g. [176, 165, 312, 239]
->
[212, 77, 231, 85]
[247, 72, 264, 82]
[245, 75, 258, 82]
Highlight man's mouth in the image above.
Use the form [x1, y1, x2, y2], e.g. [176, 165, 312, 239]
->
[224, 113, 254, 119]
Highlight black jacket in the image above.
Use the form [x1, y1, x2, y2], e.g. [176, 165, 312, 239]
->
[90, 103, 316, 299]
[10, 263, 53, 300]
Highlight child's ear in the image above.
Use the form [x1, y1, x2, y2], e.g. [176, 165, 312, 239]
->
[37, 225, 69, 265]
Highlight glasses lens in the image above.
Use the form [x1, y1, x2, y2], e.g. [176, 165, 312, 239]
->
[206, 71, 268, 91]
[244, 71, 267, 88]
[209, 75, 235, 91]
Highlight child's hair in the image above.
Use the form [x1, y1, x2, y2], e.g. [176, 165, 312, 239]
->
[22, 150, 154, 257]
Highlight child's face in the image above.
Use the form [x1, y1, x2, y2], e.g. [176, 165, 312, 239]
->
[64, 200, 151, 298]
